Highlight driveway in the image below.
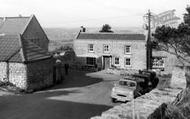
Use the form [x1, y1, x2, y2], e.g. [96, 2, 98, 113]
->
[0, 70, 122, 119]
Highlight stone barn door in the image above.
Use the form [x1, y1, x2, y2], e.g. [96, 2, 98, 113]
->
[103, 56, 111, 69]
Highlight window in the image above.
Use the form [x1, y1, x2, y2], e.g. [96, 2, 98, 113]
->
[125, 58, 131, 66]
[86, 57, 96, 65]
[115, 57, 119, 65]
[103, 44, 109, 53]
[124, 45, 131, 54]
[152, 57, 164, 68]
[88, 44, 94, 52]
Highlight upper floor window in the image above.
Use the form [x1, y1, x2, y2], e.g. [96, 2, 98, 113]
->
[115, 57, 119, 65]
[103, 44, 110, 53]
[88, 44, 94, 52]
[125, 45, 131, 54]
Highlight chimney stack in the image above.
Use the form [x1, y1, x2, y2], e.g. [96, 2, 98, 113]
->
[80, 26, 86, 32]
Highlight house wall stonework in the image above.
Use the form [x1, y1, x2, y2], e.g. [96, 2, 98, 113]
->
[74, 39, 146, 70]
[0, 62, 27, 89]
[9, 63, 27, 89]
[0, 62, 8, 82]
[26, 58, 54, 90]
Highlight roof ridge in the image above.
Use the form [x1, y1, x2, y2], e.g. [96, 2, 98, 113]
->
[20, 15, 33, 35]
[79, 32, 144, 35]
[1, 16, 30, 19]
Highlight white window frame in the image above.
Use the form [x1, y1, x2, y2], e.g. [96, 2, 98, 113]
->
[125, 58, 131, 66]
[124, 45, 131, 54]
[103, 44, 110, 53]
[88, 44, 94, 52]
[114, 57, 119, 65]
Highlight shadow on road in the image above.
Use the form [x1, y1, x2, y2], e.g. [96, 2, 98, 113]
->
[0, 90, 111, 119]
[50, 70, 103, 89]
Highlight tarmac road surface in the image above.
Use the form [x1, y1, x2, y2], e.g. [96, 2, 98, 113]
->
[0, 70, 121, 119]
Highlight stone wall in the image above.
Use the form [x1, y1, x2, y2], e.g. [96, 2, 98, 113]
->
[91, 88, 181, 119]
[74, 39, 146, 70]
[0, 62, 27, 89]
[9, 63, 27, 89]
[91, 67, 184, 119]
[0, 62, 7, 82]
[26, 58, 54, 90]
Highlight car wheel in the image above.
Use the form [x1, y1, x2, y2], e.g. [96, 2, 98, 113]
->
[112, 98, 116, 103]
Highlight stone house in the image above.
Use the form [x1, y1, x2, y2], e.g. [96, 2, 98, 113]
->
[0, 15, 55, 90]
[74, 32, 146, 70]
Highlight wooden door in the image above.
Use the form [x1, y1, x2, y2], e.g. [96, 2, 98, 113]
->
[103, 56, 110, 69]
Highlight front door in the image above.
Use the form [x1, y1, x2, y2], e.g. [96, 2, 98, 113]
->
[103, 56, 111, 69]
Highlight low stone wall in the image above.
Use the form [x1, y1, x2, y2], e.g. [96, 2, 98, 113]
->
[26, 58, 54, 90]
[91, 88, 181, 119]
[91, 67, 184, 119]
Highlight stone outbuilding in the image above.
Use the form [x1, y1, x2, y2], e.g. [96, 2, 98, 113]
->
[0, 15, 55, 90]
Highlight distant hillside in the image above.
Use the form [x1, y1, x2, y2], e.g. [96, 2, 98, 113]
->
[44, 28, 79, 41]
[44, 27, 144, 41]
[45, 27, 145, 51]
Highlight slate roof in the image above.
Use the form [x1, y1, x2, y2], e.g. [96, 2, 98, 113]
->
[0, 15, 52, 63]
[0, 35, 51, 62]
[21, 38, 51, 61]
[0, 35, 22, 62]
[0, 17, 30, 34]
[76, 33, 145, 40]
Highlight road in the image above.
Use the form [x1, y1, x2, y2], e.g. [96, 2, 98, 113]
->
[0, 70, 122, 119]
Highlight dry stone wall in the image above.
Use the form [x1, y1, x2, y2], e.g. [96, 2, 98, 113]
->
[91, 88, 181, 119]
[91, 67, 184, 119]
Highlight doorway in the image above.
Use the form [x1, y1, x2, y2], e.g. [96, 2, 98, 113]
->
[103, 56, 111, 69]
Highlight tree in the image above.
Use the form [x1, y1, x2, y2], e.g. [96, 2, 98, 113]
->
[99, 24, 113, 32]
[152, 6, 190, 112]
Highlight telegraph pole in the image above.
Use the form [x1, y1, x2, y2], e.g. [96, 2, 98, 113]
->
[144, 10, 153, 70]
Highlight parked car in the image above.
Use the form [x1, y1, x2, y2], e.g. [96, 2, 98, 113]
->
[111, 78, 137, 102]
[111, 70, 159, 102]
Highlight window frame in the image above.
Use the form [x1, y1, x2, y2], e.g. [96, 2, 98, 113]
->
[125, 58, 131, 66]
[124, 45, 131, 54]
[88, 44, 94, 52]
[103, 44, 110, 53]
[86, 57, 96, 65]
[114, 57, 120, 65]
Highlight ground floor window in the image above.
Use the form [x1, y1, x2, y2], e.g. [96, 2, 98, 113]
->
[125, 58, 131, 66]
[86, 57, 96, 65]
[115, 57, 119, 65]
[152, 57, 164, 68]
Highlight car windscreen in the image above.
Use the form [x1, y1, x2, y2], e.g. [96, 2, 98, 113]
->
[119, 81, 136, 88]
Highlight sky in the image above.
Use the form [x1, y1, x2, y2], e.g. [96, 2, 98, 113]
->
[0, 0, 189, 28]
